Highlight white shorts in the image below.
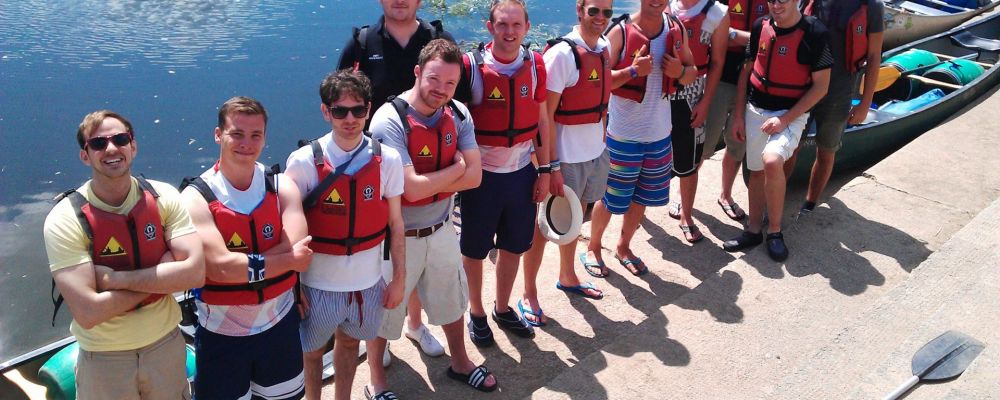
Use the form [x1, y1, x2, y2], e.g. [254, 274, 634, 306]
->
[745, 103, 810, 171]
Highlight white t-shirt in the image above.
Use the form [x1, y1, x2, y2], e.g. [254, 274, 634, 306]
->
[194, 162, 295, 336]
[544, 28, 609, 164]
[608, 14, 673, 143]
[467, 45, 542, 173]
[284, 134, 404, 292]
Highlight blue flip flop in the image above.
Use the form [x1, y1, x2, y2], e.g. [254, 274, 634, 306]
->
[615, 254, 648, 276]
[517, 300, 546, 327]
[555, 281, 604, 300]
[578, 252, 609, 278]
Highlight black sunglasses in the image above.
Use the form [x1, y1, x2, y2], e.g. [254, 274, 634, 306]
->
[586, 6, 613, 18]
[328, 105, 368, 120]
[766, 0, 793, 4]
[85, 132, 133, 151]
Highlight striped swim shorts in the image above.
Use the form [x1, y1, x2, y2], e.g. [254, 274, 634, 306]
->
[602, 135, 673, 215]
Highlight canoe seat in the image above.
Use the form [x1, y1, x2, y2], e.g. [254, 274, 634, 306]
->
[899, 1, 950, 16]
[952, 31, 1000, 52]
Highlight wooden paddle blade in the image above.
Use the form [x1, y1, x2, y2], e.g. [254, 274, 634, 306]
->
[870, 66, 902, 93]
[911, 330, 986, 381]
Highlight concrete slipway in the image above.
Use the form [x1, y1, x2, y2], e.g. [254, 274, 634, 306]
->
[330, 85, 1000, 399]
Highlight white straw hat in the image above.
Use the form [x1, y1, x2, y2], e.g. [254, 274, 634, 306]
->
[537, 185, 583, 246]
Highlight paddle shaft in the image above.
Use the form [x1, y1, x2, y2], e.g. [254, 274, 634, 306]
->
[883, 375, 920, 400]
[932, 52, 994, 68]
[907, 74, 963, 89]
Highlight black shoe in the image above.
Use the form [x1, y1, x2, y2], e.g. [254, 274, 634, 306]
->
[766, 232, 789, 261]
[723, 231, 763, 252]
[491, 306, 535, 339]
[467, 313, 495, 348]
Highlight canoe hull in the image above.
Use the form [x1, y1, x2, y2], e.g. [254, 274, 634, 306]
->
[883, 1, 1000, 49]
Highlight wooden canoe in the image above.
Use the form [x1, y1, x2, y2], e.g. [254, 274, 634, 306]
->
[883, 0, 1000, 49]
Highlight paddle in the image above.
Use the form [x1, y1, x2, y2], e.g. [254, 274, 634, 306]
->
[866, 53, 979, 92]
[882, 330, 985, 400]
[933, 52, 995, 68]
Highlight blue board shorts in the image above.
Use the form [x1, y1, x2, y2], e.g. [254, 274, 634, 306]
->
[603, 135, 673, 215]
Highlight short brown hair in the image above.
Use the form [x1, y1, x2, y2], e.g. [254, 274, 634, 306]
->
[320, 69, 373, 106]
[417, 39, 463, 69]
[218, 96, 268, 130]
[490, 0, 529, 23]
[77, 110, 133, 149]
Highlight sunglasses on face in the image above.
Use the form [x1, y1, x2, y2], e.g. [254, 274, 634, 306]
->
[85, 132, 133, 151]
[585, 6, 613, 18]
[766, 0, 793, 4]
[328, 105, 368, 119]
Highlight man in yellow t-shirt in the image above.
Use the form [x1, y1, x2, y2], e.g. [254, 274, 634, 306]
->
[43, 110, 205, 400]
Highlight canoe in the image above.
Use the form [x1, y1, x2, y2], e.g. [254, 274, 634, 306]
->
[883, 0, 1000, 49]
[789, 11, 1000, 182]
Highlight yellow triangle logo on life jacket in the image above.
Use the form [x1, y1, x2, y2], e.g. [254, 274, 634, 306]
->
[588, 69, 600, 81]
[226, 233, 248, 250]
[324, 188, 345, 205]
[632, 49, 643, 59]
[100, 237, 127, 257]
[733, 3, 744, 14]
[418, 145, 432, 157]
[487, 87, 504, 100]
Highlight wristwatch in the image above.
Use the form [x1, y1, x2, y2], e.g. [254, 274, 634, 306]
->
[537, 166, 552, 174]
[629, 65, 639, 78]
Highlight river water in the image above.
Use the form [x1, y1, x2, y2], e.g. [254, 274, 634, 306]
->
[0, 0, 640, 369]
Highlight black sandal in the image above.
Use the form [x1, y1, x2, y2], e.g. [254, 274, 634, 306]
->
[364, 385, 400, 400]
[492, 306, 535, 338]
[447, 365, 498, 392]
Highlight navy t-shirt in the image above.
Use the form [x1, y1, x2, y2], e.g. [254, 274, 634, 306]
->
[744, 15, 833, 111]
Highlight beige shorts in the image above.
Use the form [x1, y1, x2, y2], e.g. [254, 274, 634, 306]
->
[745, 103, 810, 172]
[701, 82, 746, 162]
[76, 328, 190, 400]
[378, 223, 469, 340]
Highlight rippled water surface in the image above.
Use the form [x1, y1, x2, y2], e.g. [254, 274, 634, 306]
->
[0, 0, 636, 367]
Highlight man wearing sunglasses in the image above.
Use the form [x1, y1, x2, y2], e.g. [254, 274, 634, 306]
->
[793, 0, 883, 217]
[450, 0, 551, 341]
[284, 70, 407, 400]
[370, 39, 498, 394]
[523, 0, 615, 307]
[181, 97, 313, 400]
[43, 110, 205, 399]
[587, 0, 695, 275]
[724, 0, 832, 261]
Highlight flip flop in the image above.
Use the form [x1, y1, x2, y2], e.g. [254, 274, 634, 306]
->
[517, 299, 546, 327]
[679, 224, 704, 243]
[614, 254, 648, 276]
[717, 199, 746, 221]
[555, 281, 604, 300]
[667, 202, 681, 220]
[447, 365, 498, 392]
[578, 252, 608, 278]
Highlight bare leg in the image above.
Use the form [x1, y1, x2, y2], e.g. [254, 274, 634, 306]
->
[747, 170, 766, 233]
[763, 154, 787, 233]
[332, 329, 361, 400]
[784, 146, 800, 182]
[303, 349, 325, 400]
[406, 292, 422, 331]
[521, 227, 546, 325]
[805, 147, 836, 204]
[366, 337, 389, 394]
[557, 235, 601, 297]
[493, 249, 521, 314]
[441, 317, 497, 388]
[463, 256, 486, 317]
[719, 150, 742, 204]
[616, 203, 647, 259]
[678, 171, 699, 226]
[586, 200, 612, 272]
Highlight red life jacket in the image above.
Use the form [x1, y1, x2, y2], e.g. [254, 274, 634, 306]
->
[63, 177, 167, 308]
[606, 14, 685, 101]
[544, 38, 611, 124]
[672, 1, 717, 75]
[749, 19, 813, 99]
[802, 0, 869, 74]
[728, 0, 770, 52]
[182, 165, 298, 305]
[300, 138, 388, 255]
[390, 96, 463, 206]
[465, 42, 542, 147]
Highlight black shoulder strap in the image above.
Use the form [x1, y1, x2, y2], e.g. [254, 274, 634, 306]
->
[51, 190, 92, 326]
[701, 0, 714, 14]
[180, 177, 218, 204]
[548, 38, 582, 70]
[265, 164, 280, 194]
[427, 19, 445, 39]
[310, 140, 324, 167]
[389, 96, 412, 134]
[372, 138, 382, 158]
[473, 42, 486, 65]
[136, 175, 160, 199]
[605, 13, 631, 36]
[302, 138, 370, 209]
[447, 100, 466, 121]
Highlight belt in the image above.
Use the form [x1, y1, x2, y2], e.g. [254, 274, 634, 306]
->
[404, 222, 445, 238]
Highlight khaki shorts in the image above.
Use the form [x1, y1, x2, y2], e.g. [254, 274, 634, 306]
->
[76, 328, 190, 400]
[378, 223, 469, 340]
[701, 82, 746, 162]
[745, 103, 810, 172]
